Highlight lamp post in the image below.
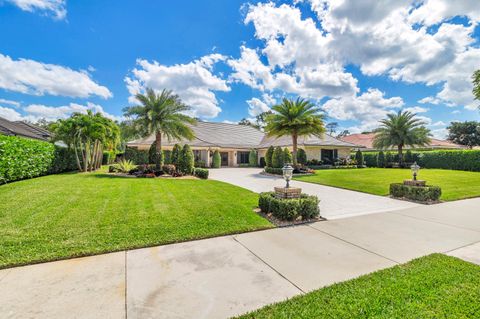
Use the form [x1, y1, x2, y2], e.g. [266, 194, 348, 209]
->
[411, 161, 420, 181]
[282, 164, 294, 188]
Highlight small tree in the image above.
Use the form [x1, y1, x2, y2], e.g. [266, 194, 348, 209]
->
[385, 152, 393, 166]
[163, 150, 172, 165]
[272, 146, 284, 168]
[249, 149, 258, 167]
[171, 144, 182, 168]
[377, 151, 386, 168]
[283, 148, 293, 164]
[447, 121, 480, 149]
[355, 150, 364, 167]
[179, 144, 194, 175]
[297, 148, 307, 165]
[405, 150, 413, 164]
[212, 150, 221, 168]
[265, 146, 274, 167]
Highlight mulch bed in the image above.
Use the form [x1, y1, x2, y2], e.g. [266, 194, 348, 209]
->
[253, 208, 325, 227]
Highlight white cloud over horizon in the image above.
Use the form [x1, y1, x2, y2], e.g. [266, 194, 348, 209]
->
[125, 54, 230, 119]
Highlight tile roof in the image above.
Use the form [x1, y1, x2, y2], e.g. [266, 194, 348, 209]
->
[0, 117, 51, 141]
[127, 121, 358, 149]
[340, 133, 465, 150]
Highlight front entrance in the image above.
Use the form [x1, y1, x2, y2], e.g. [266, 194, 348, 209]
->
[220, 152, 229, 166]
[321, 149, 338, 164]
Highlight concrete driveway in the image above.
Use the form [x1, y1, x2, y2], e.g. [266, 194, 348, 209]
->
[2, 198, 480, 319]
[209, 168, 419, 219]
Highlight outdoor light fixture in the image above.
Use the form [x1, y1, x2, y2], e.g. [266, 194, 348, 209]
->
[282, 164, 294, 188]
[411, 161, 420, 181]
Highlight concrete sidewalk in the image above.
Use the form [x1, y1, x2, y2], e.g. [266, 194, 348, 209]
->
[209, 168, 419, 219]
[1, 198, 480, 319]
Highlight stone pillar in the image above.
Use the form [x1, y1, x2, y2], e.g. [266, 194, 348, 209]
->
[205, 150, 211, 167]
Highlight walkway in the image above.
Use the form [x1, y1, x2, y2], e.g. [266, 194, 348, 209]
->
[209, 168, 419, 219]
[1, 198, 480, 319]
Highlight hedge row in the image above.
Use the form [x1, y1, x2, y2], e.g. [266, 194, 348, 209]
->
[362, 150, 480, 172]
[258, 192, 320, 220]
[0, 135, 77, 183]
[390, 183, 441, 202]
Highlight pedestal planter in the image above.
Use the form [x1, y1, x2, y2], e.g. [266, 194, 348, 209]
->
[274, 187, 302, 199]
[390, 183, 441, 203]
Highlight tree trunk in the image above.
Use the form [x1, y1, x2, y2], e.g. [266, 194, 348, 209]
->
[291, 132, 298, 166]
[73, 138, 83, 171]
[398, 144, 403, 167]
[155, 131, 162, 170]
[82, 142, 88, 172]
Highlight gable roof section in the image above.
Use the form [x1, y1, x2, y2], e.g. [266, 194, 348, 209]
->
[127, 121, 359, 149]
[0, 117, 51, 141]
[340, 133, 465, 150]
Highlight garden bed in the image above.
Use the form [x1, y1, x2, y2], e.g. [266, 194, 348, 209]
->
[253, 208, 324, 227]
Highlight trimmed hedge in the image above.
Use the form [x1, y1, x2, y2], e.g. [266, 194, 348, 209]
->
[258, 192, 320, 220]
[0, 135, 76, 183]
[264, 166, 283, 175]
[390, 183, 441, 202]
[125, 147, 149, 165]
[194, 167, 209, 179]
[362, 150, 480, 172]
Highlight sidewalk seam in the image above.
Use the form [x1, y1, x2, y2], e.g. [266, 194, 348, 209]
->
[307, 225, 400, 264]
[231, 236, 305, 294]
[443, 240, 480, 254]
[124, 251, 128, 319]
[391, 211, 480, 234]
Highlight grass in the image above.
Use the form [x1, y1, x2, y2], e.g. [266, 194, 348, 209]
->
[294, 168, 480, 201]
[236, 254, 480, 318]
[0, 170, 272, 269]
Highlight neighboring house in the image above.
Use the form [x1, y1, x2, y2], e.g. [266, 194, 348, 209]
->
[340, 133, 465, 151]
[0, 117, 52, 141]
[126, 121, 359, 167]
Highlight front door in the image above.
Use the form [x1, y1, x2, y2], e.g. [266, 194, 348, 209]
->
[220, 152, 229, 166]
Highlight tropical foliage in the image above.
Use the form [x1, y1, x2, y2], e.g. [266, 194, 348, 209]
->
[373, 111, 431, 164]
[123, 88, 196, 169]
[447, 121, 480, 149]
[265, 98, 325, 165]
[473, 70, 480, 107]
[51, 111, 120, 172]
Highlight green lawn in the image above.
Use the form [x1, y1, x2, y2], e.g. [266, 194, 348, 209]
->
[0, 171, 272, 269]
[237, 254, 480, 319]
[295, 168, 480, 201]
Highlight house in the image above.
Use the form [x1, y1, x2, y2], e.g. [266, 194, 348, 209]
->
[340, 132, 466, 151]
[126, 121, 358, 167]
[0, 117, 52, 141]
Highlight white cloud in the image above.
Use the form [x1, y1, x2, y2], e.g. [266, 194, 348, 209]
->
[322, 88, 404, 132]
[246, 97, 270, 117]
[0, 98, 20, 107]
[404, 106, 429, 113]
[0, 53, 111, 99]
[126, 54, 230, 119]
[0, 106, 23, 121]
[0, 102, 120, 123]
[6, 0, 66, 20]
[430, 127, 448, 139]
[418, 96, 441, 105]
[431, 121, 446, 127]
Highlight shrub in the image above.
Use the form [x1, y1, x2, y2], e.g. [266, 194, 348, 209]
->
[355, 150, 364, 167]
[212, 150, 221, 168]
[264, 166, 283, 175]
[272, 146, 284, 168]
[249, 149, 258, 167]
[416, 150, 480, 172]
[148, 142, 164, 166]
[102, 150, 116, 165]
[385, 152, 394, 167]
[125, 147, 149, 165]
[194, 167, 209, 179]
[163, 150, 172, 164]
[179, 144, 194, 175]
[112, 159, 136, 173]
[258, 192, 320, 221]
[265, 146, 275, 167]
[283, 148, 293, 164]
[405, 150, 414, 163]
[0, 135, 74, 183]
[162, 164, 176, 175]
[171, 144, 182, 167]
[195, 160, 206, 168]
[390, 183, 441, 202]
[297, 148, 307, 165]
[376, 151, 385, 168]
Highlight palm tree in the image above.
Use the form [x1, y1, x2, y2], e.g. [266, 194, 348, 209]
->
[265, 97, 325, 165]
[373, 110, 431, 165]
[123, 88, 196, 169]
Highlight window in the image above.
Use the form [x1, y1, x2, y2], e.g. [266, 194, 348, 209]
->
[237, 151, 250, 164]
[193, 150, 201, 161]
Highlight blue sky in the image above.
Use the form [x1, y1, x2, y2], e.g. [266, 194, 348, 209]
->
[0, 0, 479, 138]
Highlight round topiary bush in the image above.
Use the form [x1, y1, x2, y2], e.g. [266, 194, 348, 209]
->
[212, 150, 221, 168]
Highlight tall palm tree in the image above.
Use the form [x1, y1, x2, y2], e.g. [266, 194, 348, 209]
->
[123, 88, 196, 169]
[265, 97, 325, 165]
[373, 110, 431, 165]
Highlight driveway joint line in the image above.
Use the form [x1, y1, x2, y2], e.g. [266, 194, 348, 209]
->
[443, 239, 480, 254]
[391, 210, 480, 234]
[307, 224, 400, 264]
[124, 251, 128, 319]
[231, 236, 305, 294]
